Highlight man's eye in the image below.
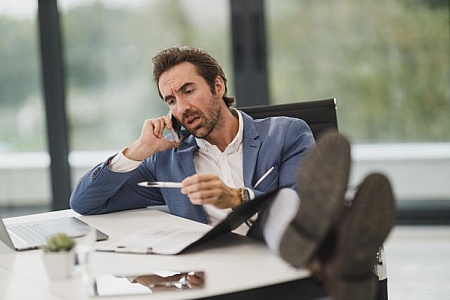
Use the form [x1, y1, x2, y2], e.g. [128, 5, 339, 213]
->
[166, 99, 176, 105]
[185, 89, 193, 95]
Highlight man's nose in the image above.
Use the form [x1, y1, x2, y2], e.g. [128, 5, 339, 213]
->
[175, 96, 191, 116]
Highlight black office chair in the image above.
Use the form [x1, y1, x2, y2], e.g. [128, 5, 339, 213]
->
[240, 98, 338, 139]
[239, 98, 388, 300]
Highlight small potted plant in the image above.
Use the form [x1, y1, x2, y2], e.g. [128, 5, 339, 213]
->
[42, 233, 76, 280]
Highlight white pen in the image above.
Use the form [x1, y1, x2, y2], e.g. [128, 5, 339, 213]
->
[253, 166, 275, 188]
[138, 181, 183, 188]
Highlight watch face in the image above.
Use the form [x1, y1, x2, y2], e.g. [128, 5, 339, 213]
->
[242, 188, 250, 202]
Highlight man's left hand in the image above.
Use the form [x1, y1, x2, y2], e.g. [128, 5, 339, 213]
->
[181, 174, 241, 209]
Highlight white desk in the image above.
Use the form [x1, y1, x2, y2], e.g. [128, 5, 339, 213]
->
[0, 208, 323, 300]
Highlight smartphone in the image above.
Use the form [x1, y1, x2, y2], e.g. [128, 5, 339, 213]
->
[168, 111, 181, 143]
[170, 112, 182, 133]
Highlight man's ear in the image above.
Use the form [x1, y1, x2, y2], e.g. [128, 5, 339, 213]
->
[214, 76, 225, 97]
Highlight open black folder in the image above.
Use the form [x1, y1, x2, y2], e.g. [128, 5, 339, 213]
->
[97, 188, 283, 255]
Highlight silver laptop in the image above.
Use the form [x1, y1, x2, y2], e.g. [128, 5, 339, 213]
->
[0, 214, 108, 251]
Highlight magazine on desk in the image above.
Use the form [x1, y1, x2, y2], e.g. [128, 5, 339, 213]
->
[96, 188, 282, 255]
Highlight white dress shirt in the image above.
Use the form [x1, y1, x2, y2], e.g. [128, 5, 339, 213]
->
[194, 110, 251, 235]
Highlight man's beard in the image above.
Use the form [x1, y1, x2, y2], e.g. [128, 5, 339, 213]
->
[182, 95, 222, 139]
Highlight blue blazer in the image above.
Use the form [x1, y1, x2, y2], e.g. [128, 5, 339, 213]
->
[70, 111, 315, 224]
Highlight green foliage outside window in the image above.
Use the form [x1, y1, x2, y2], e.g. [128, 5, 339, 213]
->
[267, 0, 449, 142]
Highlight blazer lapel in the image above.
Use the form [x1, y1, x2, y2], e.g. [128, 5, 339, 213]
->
[241, 113, 261, 188]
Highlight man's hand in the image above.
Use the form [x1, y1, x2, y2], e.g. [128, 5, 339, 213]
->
[181, 174, 242, 209]
[124, 115, 181, 161]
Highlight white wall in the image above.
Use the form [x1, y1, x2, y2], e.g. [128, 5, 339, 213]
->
[351, 143, 450, 201]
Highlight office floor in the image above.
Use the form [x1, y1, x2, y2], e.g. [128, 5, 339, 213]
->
[384, 225, 450, 300]
[2, 208, 449, 300]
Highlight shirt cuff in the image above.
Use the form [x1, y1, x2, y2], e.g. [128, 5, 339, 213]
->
[107, 149, 142, 173]
[247, 188, 255, 200]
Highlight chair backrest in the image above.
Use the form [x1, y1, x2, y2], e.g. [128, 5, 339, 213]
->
[239, 98, 338, 139]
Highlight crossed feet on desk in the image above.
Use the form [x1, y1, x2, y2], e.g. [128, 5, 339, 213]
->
[278, 130, 396, 300]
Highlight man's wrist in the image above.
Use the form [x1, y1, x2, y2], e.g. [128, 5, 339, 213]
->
[238, 188, 251, 204]
[108, 149, 142, 173]
[123, 140, 156, 161]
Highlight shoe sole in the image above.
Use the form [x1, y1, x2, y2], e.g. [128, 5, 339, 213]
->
[278, 130, 351, 268]
[333, 173, 396, 300]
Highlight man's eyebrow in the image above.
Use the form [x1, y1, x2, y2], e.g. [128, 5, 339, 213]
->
[163, 94, 175, 103]
[178, 82, 194, 93]
[162, 82, 194, 102]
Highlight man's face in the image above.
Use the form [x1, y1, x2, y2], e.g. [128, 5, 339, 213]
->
[158, 62, 224, 138]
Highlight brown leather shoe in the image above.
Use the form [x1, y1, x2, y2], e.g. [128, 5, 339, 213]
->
[327, 173, 396, 300]
[278, 130, 351, 268]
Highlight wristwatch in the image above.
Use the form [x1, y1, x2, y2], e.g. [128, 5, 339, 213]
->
[238, 188, 251, 204]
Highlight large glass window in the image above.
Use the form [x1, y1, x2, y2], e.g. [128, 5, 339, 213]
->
[266, 0, 450, 203]
[0, 3, 51, 215]
[3, 0, 448, 215]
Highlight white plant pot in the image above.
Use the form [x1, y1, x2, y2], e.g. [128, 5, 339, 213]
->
[42, 250, 75, 280]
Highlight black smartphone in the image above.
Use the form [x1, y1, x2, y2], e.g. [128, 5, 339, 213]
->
[171, 113, 182, 133]
[168, 111, 181, 143]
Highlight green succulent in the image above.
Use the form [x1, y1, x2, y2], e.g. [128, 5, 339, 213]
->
[43, 233, 76, 252]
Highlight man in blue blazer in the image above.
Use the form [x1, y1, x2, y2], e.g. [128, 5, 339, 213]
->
[70, 110, 313, 225]
[70, 46, 315, 235]
[70, 46, 395, 300]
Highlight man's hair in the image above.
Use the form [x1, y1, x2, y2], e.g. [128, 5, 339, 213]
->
[152, 46, 235, 107]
